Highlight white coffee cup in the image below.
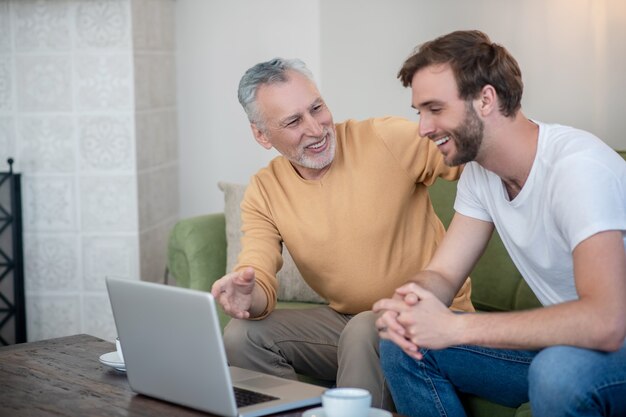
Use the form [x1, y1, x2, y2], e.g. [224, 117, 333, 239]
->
[322, 387, 371, 417]
[115, 337, 124, 363]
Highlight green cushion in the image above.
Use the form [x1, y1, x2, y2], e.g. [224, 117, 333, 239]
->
[167, 213, 226, 291]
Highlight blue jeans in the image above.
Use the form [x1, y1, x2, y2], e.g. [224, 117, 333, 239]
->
[380, 340, 626, 417]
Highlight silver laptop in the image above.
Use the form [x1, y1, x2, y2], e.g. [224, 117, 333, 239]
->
[106, 277, 325, 417]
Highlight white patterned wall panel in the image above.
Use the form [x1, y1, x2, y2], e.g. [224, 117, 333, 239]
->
[24, 234, 79, 291]
[0, 1, 10, 52]
[13, 0, 71, 51]
[0, 55, 11, 111]
[80, 175, 137, 232]
[82, 235, 138, 291]
[16, 55, 72, 112]
[17, 116, 75, 173]
[79, 114, 133, 172]
[0, 117, 15, 170]
[26, 294, 81, 342]
[76, 54, 131, 110]
[83, 294, 117, 341]
[23, 175, 77, 232]
[75, 0, 130, 50]
[7, 0, 178, 343]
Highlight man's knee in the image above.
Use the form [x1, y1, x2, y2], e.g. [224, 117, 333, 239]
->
[339, 311, 379, 349]
[223, 318, 269, 359]
[223, 319, 248, 358]
[529, 346, 587, 405]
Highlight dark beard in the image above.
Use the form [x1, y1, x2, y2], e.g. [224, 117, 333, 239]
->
[449, 102, 484, 166]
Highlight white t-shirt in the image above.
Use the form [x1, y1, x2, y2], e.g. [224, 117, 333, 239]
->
[455, 121, 626, 306]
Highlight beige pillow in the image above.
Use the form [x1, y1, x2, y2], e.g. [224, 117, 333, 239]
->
[218, 182, 326, 304]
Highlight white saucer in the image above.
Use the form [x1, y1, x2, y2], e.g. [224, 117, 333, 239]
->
[303, 407, 392, 417]
[99, 351, 126, 372]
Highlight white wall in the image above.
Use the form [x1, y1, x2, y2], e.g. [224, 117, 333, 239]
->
[177, 0, 626, 217]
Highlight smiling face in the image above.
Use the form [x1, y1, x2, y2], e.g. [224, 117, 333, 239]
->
[411, 64, 485, 166]
[251, 71, 336, 180]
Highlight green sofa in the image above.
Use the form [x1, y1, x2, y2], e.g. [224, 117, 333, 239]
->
[166, 150, 625, 417]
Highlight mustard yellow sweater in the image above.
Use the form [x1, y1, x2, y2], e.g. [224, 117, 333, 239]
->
[237, 117, 472, 317]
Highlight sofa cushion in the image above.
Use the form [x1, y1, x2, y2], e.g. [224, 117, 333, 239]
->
[218, 181, 326, 304]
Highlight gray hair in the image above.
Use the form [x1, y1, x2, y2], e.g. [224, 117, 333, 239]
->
[237, 58, 315, 129]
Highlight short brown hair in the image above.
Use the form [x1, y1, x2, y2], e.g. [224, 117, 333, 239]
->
[398, 30, 523, 117]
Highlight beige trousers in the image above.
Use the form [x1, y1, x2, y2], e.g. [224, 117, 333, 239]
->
[223, 307, 395, 411]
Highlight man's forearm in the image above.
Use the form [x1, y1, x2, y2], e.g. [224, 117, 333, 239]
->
[248, 283, 270, 318]
[456, 299, 625, 352]
[410, 269, 459, 307]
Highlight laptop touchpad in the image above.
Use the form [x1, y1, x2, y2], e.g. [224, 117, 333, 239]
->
[238, 376, 290, 389]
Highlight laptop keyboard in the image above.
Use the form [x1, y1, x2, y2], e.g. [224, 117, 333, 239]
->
[234, 386, 279, 407]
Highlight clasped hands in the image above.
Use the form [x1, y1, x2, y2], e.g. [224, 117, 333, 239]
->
[372, 282, 460, 360]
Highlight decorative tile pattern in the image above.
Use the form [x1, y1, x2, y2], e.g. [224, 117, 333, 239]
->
[76, 0, 129, 49]
[0, 117, 15, 170]
[0, 55, 11, 111]
[79, 115, 133, 171]
[0, 1, 10, 52]
[82, 294, 117, 341]
[76, 54, 131, 110]
[24, 234, 78, 291]
[26, 294, 80, 342]
[23, 175, 76, 232]
[8, 0, 179, 344]
[17, 116, 75, 173]
[82, 235, 138, 291]
[80, 175, 137, 232]
[13, 0, 71, 51]
[16, 55, 72, 112]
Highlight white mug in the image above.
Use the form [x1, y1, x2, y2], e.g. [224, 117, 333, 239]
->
[322, 387, 371, 417]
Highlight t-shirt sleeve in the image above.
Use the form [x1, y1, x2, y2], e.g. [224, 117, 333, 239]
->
[454, 162, 494, 222]
[549, 156, 626, 251]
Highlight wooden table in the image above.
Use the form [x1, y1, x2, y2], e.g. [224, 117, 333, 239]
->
[0, 334, 405, 417]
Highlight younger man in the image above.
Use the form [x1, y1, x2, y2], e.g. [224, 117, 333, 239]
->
[375, 30, 626, 417]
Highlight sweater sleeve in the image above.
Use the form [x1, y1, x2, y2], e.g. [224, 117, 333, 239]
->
[235, 176, 281, 319]
[373, 117, 462, 185]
